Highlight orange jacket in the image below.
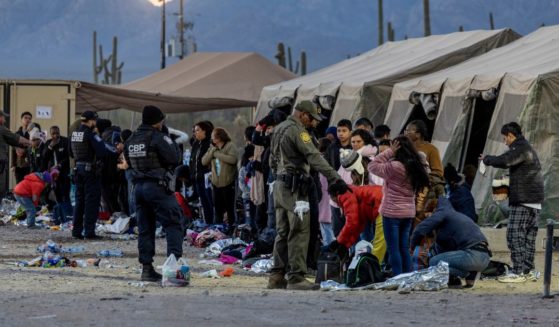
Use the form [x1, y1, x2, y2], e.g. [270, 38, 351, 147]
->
[14, 173, 47, 205]
[336, 185, 383, 248]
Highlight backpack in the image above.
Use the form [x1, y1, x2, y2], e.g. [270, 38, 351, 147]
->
[315, 251, 345, 284]
[345, 252, 384, 288]
[482, 260, 511, 277]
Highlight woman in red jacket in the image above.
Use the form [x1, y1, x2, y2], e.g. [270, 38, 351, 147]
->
[14, 171, 54, 228]
[327, 183, 383, 259]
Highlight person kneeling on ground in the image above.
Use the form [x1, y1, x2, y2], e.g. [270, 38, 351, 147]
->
[327, 182, 383, 261]
[411, 197, 491, 288]
[14, 170, 57, 229]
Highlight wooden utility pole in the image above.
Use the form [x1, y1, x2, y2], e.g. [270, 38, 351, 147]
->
[489, 12, 495, 30]
[160, 0, 166, 69]
[378, 0, 384, 46]
[179, 0, 185, 59]
[423, 0, 431, 36]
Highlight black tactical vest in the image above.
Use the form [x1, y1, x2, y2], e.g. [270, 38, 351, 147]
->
[127, 130, 162, 173]
[71, 127, 93, 162]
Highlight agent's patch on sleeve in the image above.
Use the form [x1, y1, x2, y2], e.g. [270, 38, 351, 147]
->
[300, 132, 311, 144]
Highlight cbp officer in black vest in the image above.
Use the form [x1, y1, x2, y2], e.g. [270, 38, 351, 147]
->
[70, 111, 108, 239]
[124, 105, 184, 282]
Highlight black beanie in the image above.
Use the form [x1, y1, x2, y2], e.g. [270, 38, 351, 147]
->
[142, 105, 165, 125]
[96, 119, 112, 135]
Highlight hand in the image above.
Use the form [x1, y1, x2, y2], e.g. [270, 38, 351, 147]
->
[328, 240, 349, 261]
[116, 143, 124, 152]
[390, 139, 401, 153]
[478, 154, 485, 161]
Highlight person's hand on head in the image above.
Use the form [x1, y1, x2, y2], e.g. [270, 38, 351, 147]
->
[390, 139, 400, 153]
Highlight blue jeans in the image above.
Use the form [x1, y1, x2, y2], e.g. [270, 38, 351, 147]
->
[266, 188, 276, 229]
[320, 222, 335, 246]
[53, 201, 73, 224]
[15, 195, 36, 226]
[360, 219, 375, 242]
[430, 249, 491, 278]
[383, 217, 413, 276]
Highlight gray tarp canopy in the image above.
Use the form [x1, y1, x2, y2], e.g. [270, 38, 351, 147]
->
[255, 28, 519, 125]
[384, 25, 559, 222]
[76, 52, 296, 113]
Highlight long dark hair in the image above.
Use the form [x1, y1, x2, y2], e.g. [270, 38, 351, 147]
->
[393, 135, 430, 192]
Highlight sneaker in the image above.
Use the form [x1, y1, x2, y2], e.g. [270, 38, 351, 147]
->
[524, 270, 541, 282]
[464, 271, 481, 288]
[498, 273, 527, 283]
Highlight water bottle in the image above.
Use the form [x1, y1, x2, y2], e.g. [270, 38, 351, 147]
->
[97, 249, 124, 257]
[215, 159, 221, 177]
[183, 149, 191, 166]
[61, 246, 86, 254]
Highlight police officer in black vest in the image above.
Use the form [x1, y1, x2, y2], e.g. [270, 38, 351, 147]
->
[124, 105, 184, 282]
[70, 111, 108, 239]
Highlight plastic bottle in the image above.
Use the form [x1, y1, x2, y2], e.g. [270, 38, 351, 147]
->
[97, 249, 124, 257]
[215, 159, 221, 176]
[61, 246, 86, 254]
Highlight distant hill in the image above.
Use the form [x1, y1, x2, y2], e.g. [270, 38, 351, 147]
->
[1, 0, 558, 82]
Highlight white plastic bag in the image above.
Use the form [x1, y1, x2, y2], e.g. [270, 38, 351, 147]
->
[161, 254, 190, 287]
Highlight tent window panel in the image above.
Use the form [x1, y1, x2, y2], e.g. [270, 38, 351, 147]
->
[386, 101, 413, 136]
[402, 104, 436, 142]
[434, 96, 464, 142]
[461, 97, 497, 171]
[315, 108, 334, 137]
[488, 94, 528, 142]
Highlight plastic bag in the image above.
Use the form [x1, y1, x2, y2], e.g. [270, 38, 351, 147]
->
[199, 269, 220, 278]
[162, 254, 190, 287]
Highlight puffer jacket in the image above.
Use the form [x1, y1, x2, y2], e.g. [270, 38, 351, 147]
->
[14, 173, 47, 205]
[202, 141, 238, 188]
[336, 185, 382, 248]
[411, 197, 488, 254]
[483, 136, 544, 205]
[368, 148, 415, 218]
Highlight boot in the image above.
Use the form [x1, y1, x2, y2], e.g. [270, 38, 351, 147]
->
[286, 276, 319, 291]
[267, 272, 287, 289]
[141, 264, 162, 282]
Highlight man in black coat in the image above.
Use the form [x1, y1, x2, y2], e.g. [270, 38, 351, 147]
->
[482, 122, 544, 283]
[43, 126, 72, 224]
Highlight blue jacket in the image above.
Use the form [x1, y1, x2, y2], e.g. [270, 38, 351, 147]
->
[447, 182, 477, 222]
[411, 197, 488, 254]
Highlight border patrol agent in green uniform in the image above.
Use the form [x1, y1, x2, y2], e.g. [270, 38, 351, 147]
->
[268, 100, 344, 290]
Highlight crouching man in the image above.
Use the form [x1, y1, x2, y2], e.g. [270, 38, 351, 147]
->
[411, 197, 491, 288]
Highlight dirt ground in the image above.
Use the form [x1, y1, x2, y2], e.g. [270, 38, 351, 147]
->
[1, 225, 559, 327]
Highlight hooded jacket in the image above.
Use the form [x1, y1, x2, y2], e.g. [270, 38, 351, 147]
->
[14, 173, 47, 205]
[336, 185, 383, 248]
[483, 136, 544, 205]
[411, 197, 488, 254]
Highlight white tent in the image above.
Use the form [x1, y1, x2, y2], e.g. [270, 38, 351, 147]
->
[384, 25, 559, 222]
[255, 29, 519, 125]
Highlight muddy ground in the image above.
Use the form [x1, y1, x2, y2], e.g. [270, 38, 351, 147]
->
[1, 225, 559, 327]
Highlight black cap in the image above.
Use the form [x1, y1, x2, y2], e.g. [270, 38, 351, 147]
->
[81, 111, 98, 121]
[142, 105, 165, 125]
